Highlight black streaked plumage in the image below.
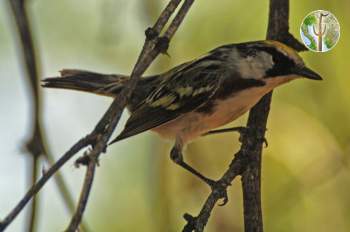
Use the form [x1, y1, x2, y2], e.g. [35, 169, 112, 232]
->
[42, 40, 322, 189]
[42, 40, 321, 147]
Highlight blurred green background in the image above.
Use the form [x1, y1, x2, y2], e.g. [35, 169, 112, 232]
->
[0, 0, 349, 231]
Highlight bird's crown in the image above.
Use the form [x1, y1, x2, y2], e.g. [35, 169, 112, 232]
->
[263, 40, 304, 66]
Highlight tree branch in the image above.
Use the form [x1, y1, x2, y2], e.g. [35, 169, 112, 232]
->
[0, 135, 91, 231]
[240, 2, 293, 231]
[182, 1, 306, 231]
[27, 156, 38, 232]
[66, 1, 195, 231]
[0, 0, 195, 231]
[6, 0, 89, 231]
[241, 1, 306, 230]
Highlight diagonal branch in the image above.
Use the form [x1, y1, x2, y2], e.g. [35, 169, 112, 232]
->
[66, 1, 195, 231]
[7, 0, 89, 231]
[0, 135, 91, 231]
[182, 0, 306, 231]
[0, 0, 195, 231]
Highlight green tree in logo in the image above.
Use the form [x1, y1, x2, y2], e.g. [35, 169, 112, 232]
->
[301, 14, 317, 50]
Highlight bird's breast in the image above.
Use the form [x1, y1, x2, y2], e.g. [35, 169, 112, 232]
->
[151, 85, 270, 143]
[151, 76, 294, 144]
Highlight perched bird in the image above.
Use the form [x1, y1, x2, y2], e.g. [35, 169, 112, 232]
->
[42, 40, 322, 186]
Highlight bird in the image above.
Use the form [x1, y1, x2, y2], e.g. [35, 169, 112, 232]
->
[42, 40, 322, 187]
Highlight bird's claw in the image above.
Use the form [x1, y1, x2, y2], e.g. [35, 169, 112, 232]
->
[262, 137, 268, 148]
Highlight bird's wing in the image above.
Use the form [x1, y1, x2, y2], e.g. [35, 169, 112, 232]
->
[110, 57, 224, 143]
[110, 47, 267, 144]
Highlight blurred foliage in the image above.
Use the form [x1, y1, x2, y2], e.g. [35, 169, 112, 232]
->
[301, 22, 317, 50]
[323, 13, 340, 49]
[301, 14, 317, 50]
[304, 14, 317, 25]
[1, 0, 349, 232]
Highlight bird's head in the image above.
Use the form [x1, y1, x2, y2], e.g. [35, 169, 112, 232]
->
[233, 40, 323, 81]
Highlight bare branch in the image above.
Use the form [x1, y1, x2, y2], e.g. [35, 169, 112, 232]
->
[65, 1, 196, 231]
[182, 0, 306, 231]
[182, 151, 248, 232]
[27, 156, 39, 232]
[153, 0, 182, 33]
[0, 135, 92, 231]
[163, 0, 194, 40]
[239, 1, 296, 230]
[65, 154, 98, 232]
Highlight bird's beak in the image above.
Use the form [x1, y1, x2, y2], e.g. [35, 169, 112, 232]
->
[294, 66, 323, 80]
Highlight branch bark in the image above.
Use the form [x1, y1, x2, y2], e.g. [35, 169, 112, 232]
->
[0, 0, 195, 231]
[241, 1, 306, 230]
[66, 1, 195, 231]
[182, 1, 306, 231]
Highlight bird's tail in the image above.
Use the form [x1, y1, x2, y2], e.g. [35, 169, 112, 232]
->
[42, 69, 129, 97]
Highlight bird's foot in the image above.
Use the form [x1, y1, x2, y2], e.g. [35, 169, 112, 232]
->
[203, 126, 247, 136]
[204, 126, 268, 147]
[170, 147, 215, 185]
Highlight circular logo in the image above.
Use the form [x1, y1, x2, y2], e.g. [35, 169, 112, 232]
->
[300, 10, 340, 52]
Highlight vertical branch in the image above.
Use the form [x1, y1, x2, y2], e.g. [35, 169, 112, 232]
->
[240, 98, 270, 232]
[7, 0, 89, 231]
[240, 0, 305, 231]
[182, 1, 306, 232]
[8, 2, 41, 230]
[27, 156, 39, 232]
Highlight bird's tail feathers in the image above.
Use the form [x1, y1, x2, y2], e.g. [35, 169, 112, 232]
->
[42, 69, 129, 97]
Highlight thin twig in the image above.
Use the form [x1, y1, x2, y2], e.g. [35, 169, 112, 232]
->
[7, 2, 41, 230]
[6, 0, 89, 231]
[181, 0, 306, 231]
[27, 156, 39, 232]
[182, 151, 248, 232]
[163, 0, 194, 40]
[43, 150, 87, 230]
[0, 136, 92, 231]
[66, 0, 196, 231]
[65, 154, 97, 232]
